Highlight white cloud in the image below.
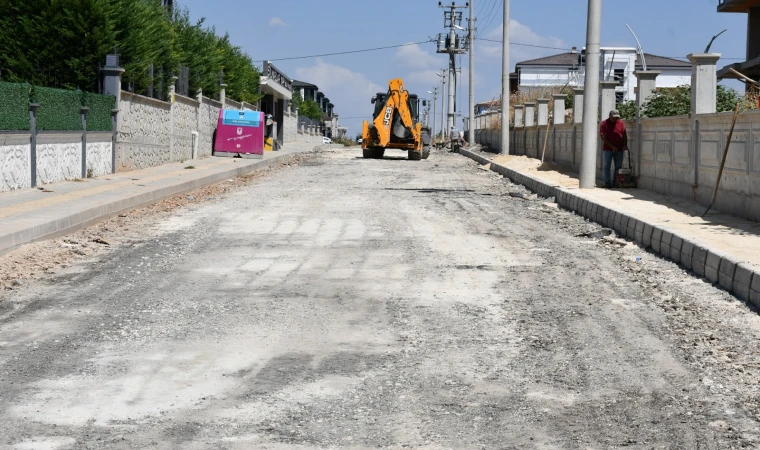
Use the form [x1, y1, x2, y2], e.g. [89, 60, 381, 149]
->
[295, 59, 384, 135]
[268, 17, 288, 27]
[393, 43, 440, 71]
[478, 19, 568, 66]
[393, 43, 447, 87]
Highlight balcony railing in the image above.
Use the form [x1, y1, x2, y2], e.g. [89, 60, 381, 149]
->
[262, 61, 292, 91]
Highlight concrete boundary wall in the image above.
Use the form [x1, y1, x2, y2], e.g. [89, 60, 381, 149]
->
[474, 109, 760, 222]
[2, 88, 310, 190]
[1, 130, 113, 192]
[459, 147, 760, 307]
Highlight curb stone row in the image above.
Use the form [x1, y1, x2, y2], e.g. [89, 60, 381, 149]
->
[458, 148, 760, 308]
[0, 150, 310, 255]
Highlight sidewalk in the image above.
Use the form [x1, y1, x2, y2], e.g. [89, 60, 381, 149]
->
[459, 146, 760, 306]
[0, 143, 321, 254]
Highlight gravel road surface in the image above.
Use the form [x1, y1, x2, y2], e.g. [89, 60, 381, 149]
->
[2, 147, 760, 449]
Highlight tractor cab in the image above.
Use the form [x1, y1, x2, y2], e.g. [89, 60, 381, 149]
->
[371, 92, 421, 123]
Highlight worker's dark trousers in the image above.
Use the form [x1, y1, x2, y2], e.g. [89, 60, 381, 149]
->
[603, 150, 624, 187]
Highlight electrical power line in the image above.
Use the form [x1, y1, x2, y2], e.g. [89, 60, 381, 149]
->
[474, 0, 490, 19]
[253, 40, 433, 63]
[476, 37, 746, 60]
[476, 37, 572, 51]
[477, 0, 500, 37]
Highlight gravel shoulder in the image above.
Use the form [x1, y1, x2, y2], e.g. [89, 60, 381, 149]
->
[1, 147, 760, 449]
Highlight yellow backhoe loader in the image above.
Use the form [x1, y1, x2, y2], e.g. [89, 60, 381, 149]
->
[361, 78, 431, 160]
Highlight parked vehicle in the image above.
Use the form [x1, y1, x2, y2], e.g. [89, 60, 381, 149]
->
[322, 137, 333, 144]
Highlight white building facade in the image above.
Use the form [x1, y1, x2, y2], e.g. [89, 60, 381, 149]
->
[516, 47, 692, 102]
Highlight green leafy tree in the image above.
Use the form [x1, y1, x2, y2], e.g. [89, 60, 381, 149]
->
[0, 0, 263, 101]
[0, 0, 117, 91]
[642, 85, 741, 118]
[717, 85, 742, 112]
[617, 100, 637, 120]
[564, 91, 574, 111]
[216, 34, 262, 103]
[292, 92, 324, 120]
[172, 9, 224, 99]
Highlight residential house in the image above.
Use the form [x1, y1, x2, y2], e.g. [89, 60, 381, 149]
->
[291, 79, 342, 137]
[716, 0, 760, 84]
[515, 47, 692, 102]
[259, 61, 293, 145]
[475, 99, 501, 115]
[292, 80, 319, 103]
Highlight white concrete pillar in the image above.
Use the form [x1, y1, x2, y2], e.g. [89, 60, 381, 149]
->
[633, 71, 660, 111]
[514, 105, 525, 128]
[553, 94, 566, 125]
[600, 81, 617, 121]
[220, 83, 228, 109]
[687, 53, 721, 116]
[195, 88, 203, 139]
[573, 88, 584, 124]
[524, 102, 536, 127]
[536, 99, 549, 127]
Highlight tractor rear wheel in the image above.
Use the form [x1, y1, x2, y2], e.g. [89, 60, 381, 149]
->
[421, 146, 431, 160]
[408, 150, 422, 161]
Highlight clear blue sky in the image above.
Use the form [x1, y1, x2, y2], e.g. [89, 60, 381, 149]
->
[179, 0, 748, 136]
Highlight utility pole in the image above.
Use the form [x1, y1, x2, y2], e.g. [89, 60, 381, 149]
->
[437, 1, 469, 141]
[437, 69, 447, 141]
[500, 0, 510, 155]
[579, 0, 602, 188]
[468, 2, 475, 145]
[429, 88, 438, 140]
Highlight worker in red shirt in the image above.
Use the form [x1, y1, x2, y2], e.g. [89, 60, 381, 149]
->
[599, 109, 628, 188]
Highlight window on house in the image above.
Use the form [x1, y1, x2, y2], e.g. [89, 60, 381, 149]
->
[614, 69, 625, 87]
[615, 92, 625, 104]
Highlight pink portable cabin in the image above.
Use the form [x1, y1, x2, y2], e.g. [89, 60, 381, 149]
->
[213, 109, 265, 159]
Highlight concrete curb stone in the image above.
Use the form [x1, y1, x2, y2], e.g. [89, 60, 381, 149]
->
[0, 150, 309, 255]
[660, 230, 674, 260]
[670, 235, 684, 264]
[613, 212, 624, 235]
[750, 273, 760, 309]
[705, 251, 725, 284]
[634, 220, 646, 245]
[642, 223, 654, 248]
[458, 149, 760, 305]
[692, 246, 708, 278]
[626, 218, 638, 241]
[719, 255, 740, 292]
[680, 239, 696, 270]
[733, 263, 754, 302]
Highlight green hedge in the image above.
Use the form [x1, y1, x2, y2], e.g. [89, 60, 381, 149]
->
[0, 81, 32, 130]
[0, 83, 115, 132]
[83, 92, 115, 131]
[33, 86, 83, 131]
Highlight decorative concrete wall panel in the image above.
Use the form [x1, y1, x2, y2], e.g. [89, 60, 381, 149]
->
[172, 98, 196, 162]
[36, 142, 81, 185]
[86, 141, 112, 177]
[116, 92, 171, 171]
[0, 143, 31, 191]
